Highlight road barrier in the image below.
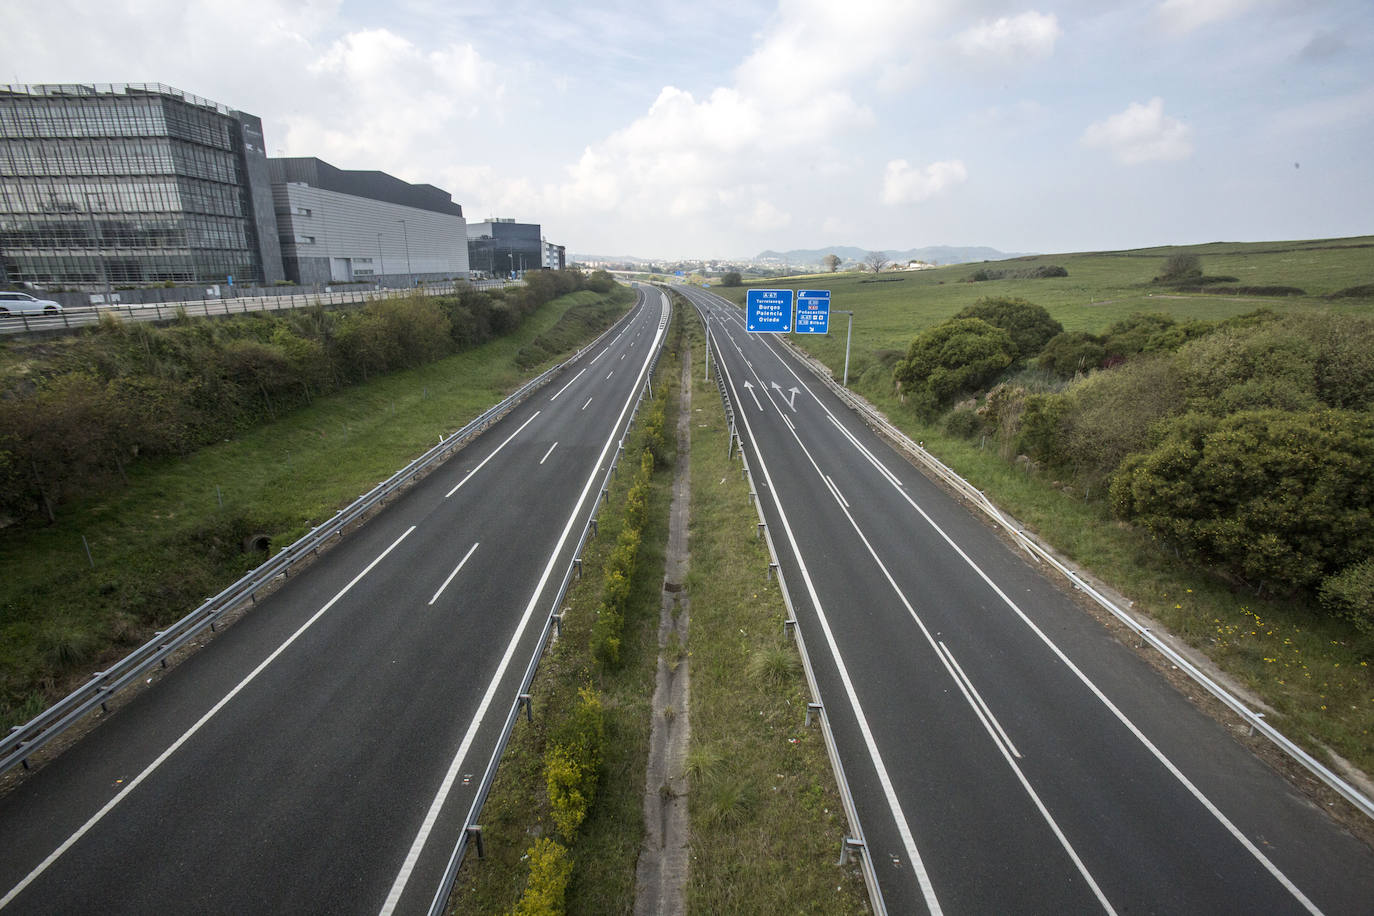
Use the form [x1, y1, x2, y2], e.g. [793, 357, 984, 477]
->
[772, 324, 1374, 825]
[690, 293, 888, 916]
[423, 291, 671, 916]
[0, 289, 644, 780]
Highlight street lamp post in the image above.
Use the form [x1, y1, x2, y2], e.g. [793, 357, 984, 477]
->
[398, 219, 413, 287]
[82, 192, 114, 306]
[376, 233, 385, 289]
[508, 252, 513, 280]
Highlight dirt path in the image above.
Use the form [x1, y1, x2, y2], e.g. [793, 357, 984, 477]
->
[633, 339, 693, 915]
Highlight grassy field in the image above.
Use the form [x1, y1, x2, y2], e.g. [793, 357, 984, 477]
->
[708, 238, 1374, 781]
[0, 287, 632, 730]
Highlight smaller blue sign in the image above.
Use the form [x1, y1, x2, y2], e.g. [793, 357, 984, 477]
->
[795, 289, 831, 334]
[746, 289, 793, 333]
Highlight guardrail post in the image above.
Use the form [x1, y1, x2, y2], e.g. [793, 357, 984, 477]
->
[518, 694, 533, 723]
[1137, 627, 1150, 649]
[784, 618, 796, 637]
[467, 825, 485, 859]
[601, 487, 609, 505]
[839, 837, 865, 866]
[551, 612, 564, 639]
[1249, 712, 1265, 737]
[573, 558, 583, 579]
[756, 522, 765, 539]
[767, 561, 778, 582]
[805, 702, 823, 727]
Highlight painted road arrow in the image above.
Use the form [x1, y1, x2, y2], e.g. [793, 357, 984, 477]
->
[742, 380, 764, 410]
[771, 381, 800, 411]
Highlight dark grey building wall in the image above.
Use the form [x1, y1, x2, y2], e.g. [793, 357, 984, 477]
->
[268, 157, 462, 217]
[235, 113, 284, 284]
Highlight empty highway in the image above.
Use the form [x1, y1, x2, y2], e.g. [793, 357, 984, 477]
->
[683, 284, 1374, 915]
[0, 287, 670, 914]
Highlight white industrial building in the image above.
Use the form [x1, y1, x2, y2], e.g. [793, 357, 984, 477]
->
[269, 157, 468, 287]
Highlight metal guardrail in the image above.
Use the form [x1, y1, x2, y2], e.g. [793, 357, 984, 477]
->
[424, 291, 670, 916]
[0, 280, 517, 335]
[772, 332, 1374, 824]
[691, 296, 887, 916]
[0, 293, 643, 779]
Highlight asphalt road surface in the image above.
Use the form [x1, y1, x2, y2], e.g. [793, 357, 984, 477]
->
[682, 284, 1374, 915]
[0, 287, 671, 914]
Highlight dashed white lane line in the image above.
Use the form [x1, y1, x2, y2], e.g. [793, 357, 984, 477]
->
[445, 412, 540, 498]
[428, 542, 480, 607]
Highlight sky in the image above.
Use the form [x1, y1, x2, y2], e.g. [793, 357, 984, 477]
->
[4, 0, 1372, 260]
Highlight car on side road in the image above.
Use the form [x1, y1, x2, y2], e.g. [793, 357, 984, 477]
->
[0, 291, 64, 316]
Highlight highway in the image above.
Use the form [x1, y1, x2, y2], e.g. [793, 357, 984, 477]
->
[0, 286, 671, 914]
[681, 284, 1374, 915]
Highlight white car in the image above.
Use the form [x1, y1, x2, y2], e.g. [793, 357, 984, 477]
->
[0, 291, 64, 316]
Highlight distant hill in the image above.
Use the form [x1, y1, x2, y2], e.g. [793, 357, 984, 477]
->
[756, 245, 1032, 266]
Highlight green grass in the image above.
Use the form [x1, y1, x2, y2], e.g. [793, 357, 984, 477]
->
[682, 309, 869, 915]
[0, 287, 632, 730]
[714, 235, 1374, 384]
[708, 235, 1374, 778]
[447, 309, 680, 915]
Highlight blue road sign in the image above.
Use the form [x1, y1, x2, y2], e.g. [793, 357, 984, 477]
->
[746, 289, 793, 333]
[795, 289, 831, 334]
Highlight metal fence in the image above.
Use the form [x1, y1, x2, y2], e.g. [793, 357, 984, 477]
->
[0, 292, 640, 779]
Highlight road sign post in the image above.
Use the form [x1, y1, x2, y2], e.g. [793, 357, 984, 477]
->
[795, 289, 831, 334]
[745, 289, 793, 333]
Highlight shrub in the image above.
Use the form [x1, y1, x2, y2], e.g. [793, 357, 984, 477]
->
[944, 407, 985, 439]
[1159, 252, 1202, 281]
[954, 297, 1063, 361]
[1320, 561, 1374, 634]
[893, 318, 1016, 416]
[720, 271, 742, 287]
[544, 686, 605, 840]
[1110, 409, 1374, 595]
[1038, 331, 1106, 379]
[508, 838, 573, 916]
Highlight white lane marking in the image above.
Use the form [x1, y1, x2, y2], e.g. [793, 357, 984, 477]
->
[445, 411, 541, 498]
[581, 396, 594, 411]
[824, 474, 849, 509]
[549, 368, 587, 401]
[826, 415, 904, 490]
[380, 292, 672, 915]
[606, 370, 614, 380]
[716, 357, 944, 915]
[539, 442, 558, 465]
[938, 642, 1021, 759]
[742, 380, 763, 410]
[428, 542, 480, 606]
[0, 526, 417, 911]
[716, 289, 1324, 915]
[620, 353, 626, 360]
[782, 414, 796, 433]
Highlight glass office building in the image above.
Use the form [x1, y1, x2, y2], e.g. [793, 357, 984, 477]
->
[467, 218, 543, 278]
[0, 83, 283, 289]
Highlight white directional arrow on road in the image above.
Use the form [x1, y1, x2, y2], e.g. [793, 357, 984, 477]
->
[742, 380, 764, 410]
[771, 381, 800, 411]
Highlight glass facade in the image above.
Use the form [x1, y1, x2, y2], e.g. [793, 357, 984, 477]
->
[0, 84, 281, 287]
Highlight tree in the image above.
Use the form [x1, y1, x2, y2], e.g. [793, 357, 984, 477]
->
[892, 318, 1016, 415]
[1159, 252, 1202, 282]
[954, 297, 1063, 361]
[1039, 331, 1107, 379]
[720, 271, 743, 287]
[822, 253, 842, 273]
[864, 251, 889, 273]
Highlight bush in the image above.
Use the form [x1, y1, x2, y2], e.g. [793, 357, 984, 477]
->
[508, 838, 573, 916]
[893, 318, 1016, 416]
[544, 686, 605, 840]
[954, 297, 1063, 361]
[1159, 252, 1202, 281]
[944, 407, 985, 439]
[1038, 331, 1106, 379]
[1110, 409, 1374, 594]
[1320, 561, 1374, 634]
[719, 271, 742, 287]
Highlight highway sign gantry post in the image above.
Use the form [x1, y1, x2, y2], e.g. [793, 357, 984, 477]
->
[795, 289, 831, 334]
[746, 289, 793, 333]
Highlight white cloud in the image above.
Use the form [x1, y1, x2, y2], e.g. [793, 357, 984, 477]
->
[956, 11, 1061, 60]
[1156, 0, 1259, 35]
[881, 159, 968, 205]
[1081, 98, 1193, 164]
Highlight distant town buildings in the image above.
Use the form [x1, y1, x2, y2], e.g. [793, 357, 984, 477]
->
[0, 83, 563, 292]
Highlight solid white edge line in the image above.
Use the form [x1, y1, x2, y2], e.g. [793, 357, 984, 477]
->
[712, 337, 943, 916]
[711, 289, 1321, 912]
[445, 411, 541, 498]
[428, 542, 481, 607]
[937, 642, 1021, 759]
[378, 292, 672, 915]
[0, 525, 417, 910]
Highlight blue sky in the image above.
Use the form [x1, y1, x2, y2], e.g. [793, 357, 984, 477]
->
[5, 0, 1372, 259]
